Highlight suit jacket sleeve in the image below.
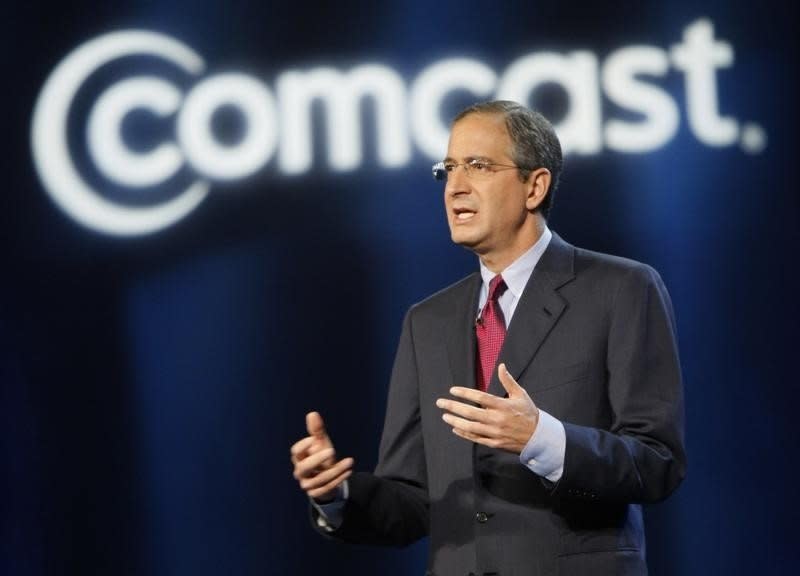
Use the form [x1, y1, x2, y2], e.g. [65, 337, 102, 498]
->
[554, 263, 686, 503]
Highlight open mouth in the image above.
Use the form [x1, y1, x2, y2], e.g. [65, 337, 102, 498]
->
[453, 207, 477, 222]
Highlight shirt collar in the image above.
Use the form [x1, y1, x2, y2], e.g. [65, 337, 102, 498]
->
[479, 226, 552, 300]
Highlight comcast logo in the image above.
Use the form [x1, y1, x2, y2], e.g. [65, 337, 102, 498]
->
[31, 21, 764, 236]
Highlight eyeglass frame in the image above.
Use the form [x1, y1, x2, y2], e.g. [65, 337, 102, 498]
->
[431, 158, 529, 181]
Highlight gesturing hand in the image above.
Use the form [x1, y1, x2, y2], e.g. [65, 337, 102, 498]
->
[436, 363, 540, 454]
[290, 412, 354, 502]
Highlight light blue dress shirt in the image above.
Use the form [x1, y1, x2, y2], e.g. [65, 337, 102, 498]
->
[476, 226, 566, 483]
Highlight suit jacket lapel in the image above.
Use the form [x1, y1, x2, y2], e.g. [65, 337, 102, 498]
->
[445, 272, 482, 391]
[487, 232, 576, 396]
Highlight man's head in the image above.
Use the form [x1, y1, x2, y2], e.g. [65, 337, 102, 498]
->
[442, 101, 562, 271]
[451, 101, 562, 219]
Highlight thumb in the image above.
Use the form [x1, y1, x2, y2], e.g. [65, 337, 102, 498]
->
[306, 411, 328, 440]
[498, 363, 522, 396]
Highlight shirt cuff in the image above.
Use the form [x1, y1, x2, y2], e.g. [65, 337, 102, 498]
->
[519, 409, 566, 482]
[310, 480, 349, 532]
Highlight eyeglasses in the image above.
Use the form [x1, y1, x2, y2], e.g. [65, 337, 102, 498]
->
[431, 159, 522, 181]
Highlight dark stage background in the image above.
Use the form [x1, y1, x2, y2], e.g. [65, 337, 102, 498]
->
[3, 1, 798, 574]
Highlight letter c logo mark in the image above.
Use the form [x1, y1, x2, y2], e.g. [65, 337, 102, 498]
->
[31, 30, 210, 236]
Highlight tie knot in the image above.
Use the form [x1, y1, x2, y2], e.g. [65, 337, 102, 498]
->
[487, 275, 507, 301]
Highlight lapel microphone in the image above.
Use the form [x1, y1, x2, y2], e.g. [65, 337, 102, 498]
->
[475, 305, 486, 327]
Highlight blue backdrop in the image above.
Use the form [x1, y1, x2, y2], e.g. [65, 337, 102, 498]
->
[3, 1, 798, 574]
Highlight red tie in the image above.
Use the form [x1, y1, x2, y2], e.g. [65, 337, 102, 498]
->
[476, 275, 507, 392]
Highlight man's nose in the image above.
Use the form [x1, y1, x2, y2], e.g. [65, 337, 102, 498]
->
[445, 165, 470, 195]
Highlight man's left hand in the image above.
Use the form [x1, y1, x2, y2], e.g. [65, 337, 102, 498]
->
[436, 363, 540, 454]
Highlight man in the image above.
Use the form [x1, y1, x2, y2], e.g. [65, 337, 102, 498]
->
[291, 101, 686, 576]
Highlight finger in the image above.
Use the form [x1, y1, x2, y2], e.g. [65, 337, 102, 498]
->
[441, 412, 495, 437]
[307, 469, 353, 500]
[306, 411, 328, 440]
[293, 447, 335, 479]
[497, 363, 523, 396]
[452, 426, 501, 449]
[290, 436, 315, 461]
[299, 457, 355, 490]
[436, 398, 495, 424]
[449, 386, 504, 408]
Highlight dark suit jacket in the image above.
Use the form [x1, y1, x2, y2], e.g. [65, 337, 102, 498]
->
[318, 232, 686, 576]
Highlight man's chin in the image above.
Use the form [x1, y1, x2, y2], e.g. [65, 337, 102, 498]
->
[450, 231, 481, 251]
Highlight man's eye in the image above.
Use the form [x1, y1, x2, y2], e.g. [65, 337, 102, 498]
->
[443, 163, 457, 172]
[471, 161, 490, 171]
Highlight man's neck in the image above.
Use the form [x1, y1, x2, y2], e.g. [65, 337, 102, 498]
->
[479, 217, 546, 273]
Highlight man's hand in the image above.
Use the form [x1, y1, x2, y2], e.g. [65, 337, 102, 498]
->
[436, 363, 540, 454]
[290, 412, 354, 502]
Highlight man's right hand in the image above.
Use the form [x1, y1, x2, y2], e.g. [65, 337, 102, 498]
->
[290, 411, 355, 502]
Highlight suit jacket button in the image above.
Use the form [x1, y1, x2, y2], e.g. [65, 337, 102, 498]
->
[475, 512, 489, 523]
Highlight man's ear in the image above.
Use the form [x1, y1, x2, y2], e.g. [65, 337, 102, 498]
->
[525, 168, 551, 212]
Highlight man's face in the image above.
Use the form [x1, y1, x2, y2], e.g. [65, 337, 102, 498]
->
[444, 113, 533, 261]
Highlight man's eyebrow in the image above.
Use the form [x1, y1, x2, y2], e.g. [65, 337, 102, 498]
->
[443, 155, 493, 163]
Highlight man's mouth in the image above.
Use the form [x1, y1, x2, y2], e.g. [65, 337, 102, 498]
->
[453, 207, 477, 222]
